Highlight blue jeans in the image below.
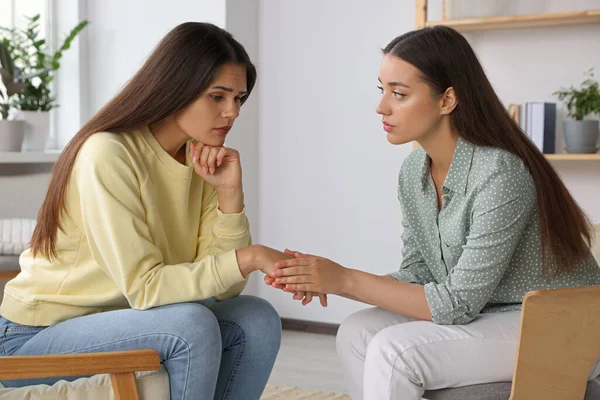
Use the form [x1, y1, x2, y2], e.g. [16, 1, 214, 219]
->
[0, 295, 281, 400]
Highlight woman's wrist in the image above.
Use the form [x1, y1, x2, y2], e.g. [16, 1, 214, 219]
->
[217, 187, 244, 214]
[340, 267, 358, 296]
[236, 245, 260, 278]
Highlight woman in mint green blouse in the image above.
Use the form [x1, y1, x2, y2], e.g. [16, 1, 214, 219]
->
[266, 26, 600, 399]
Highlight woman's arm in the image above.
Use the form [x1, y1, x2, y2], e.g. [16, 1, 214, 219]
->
[273, 167, 536, 324]
[77, 140, 285, 309]
[192, 143, 294, 300]
[77, 157, 245, 308]
[271, 255, 432, 321]
[194, 181, 250, 301]
[344, 270, 431, 320]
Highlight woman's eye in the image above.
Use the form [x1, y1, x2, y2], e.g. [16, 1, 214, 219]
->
[211, 95, 223, 101]
[393, 92, 406, 99]
[377, 85, 383, 94]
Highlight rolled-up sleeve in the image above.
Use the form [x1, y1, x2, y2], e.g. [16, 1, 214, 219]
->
[424, 170, 536, 325]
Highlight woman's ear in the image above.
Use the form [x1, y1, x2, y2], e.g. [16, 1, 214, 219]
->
[440, 87, 458, 115]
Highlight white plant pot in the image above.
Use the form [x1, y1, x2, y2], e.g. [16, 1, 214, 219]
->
[0, 120, 26, 151]
[21, 111, 50, 151]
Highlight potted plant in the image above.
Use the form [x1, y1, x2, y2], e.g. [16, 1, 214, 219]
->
[0, 41, 26, 151]
[553, 68, 600, 154]
[1, 15, 88, 151]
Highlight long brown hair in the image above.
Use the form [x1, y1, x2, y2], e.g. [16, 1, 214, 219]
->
[384, 26, 592, 278]
[31, 22, 257, 259]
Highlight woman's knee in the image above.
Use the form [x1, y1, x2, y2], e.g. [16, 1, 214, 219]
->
[155, 303, 221, 344]
[240, 295, 281, 338]
[214, 295, 281, 344]
[337, 308, 380, 358]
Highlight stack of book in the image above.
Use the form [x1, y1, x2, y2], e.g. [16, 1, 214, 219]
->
[508, 102, 556, 154]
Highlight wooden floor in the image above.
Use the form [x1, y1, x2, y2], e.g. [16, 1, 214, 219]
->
[268, 330, 349, 394]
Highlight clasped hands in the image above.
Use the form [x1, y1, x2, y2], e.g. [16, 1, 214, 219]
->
[263, 249, 350, 307]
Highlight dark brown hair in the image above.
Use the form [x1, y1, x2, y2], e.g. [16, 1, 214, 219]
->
[384, 26, 592, 278]
[31, 22, 256, 259]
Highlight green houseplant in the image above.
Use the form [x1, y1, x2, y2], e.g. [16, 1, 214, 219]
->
[553, 68, 600, 154]
[1, 14, 88, 150]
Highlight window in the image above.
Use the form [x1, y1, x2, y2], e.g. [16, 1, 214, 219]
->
[0, 0, 50, 38]
[1, 0, 57, 147]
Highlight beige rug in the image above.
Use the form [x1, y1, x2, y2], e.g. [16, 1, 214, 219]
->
[262, 384, 351, 400]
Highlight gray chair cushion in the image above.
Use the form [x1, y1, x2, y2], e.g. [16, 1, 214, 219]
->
[585, 377, 600, 400]
[0, 256, 19, 273]
[425, 382, 511, 400]
[424, 377, 600, 400]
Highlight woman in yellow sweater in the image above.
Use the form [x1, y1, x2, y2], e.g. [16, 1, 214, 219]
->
[0, 22, 289, 400]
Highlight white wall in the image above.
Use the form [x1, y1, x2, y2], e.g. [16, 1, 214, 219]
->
[255, 0, 600, 324]
[256, 0, 414, 323]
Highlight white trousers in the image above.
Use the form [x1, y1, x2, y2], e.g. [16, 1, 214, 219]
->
[336, 307, 600, 400]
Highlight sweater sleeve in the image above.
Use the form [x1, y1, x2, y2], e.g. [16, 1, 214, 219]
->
[194, 180, 251, 301]
[76, 139, 248, 310]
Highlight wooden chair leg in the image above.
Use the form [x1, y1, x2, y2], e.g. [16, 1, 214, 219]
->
[110, 372, 139, 400]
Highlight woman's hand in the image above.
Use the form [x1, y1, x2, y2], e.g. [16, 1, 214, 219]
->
[190, 141, 242, 190]
[270, 251, 351, 296]
[265, 250, 327, 307]
[236, 245, 293, 278]
[264, 274, 328, 307]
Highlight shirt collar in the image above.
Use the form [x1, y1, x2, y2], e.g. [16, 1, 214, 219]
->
[419, 137, 475, 195]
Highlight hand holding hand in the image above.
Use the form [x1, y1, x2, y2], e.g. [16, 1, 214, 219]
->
[270, 250, 350, 296]
[264, 249, 328, 307]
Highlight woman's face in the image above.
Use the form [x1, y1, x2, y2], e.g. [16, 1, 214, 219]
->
[175, 63, 248, 146]
[376, 54, 444, 145]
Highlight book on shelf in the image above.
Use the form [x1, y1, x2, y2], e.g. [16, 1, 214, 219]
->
[509, 102, 556, 154]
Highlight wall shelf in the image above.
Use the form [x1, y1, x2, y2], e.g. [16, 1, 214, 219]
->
[414, 1, 600, 165]
[0, 151, 61, 164]
[424, 10, 600, 33]
[545, 153, 600, 161]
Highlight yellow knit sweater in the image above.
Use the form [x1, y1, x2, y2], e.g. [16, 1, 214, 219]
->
[0, 127, 250, 326]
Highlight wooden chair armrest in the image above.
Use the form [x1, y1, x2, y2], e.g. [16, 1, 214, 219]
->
[0, 271, 19, 280]
[0, 349, 160, 380]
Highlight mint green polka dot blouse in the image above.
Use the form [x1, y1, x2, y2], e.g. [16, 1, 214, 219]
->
[391, 137, 600, 325]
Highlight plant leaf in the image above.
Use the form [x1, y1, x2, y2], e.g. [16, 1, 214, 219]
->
[58, 20, 89, 53]
[20, 68, 51, 80]
[554, 68, 600, 119]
